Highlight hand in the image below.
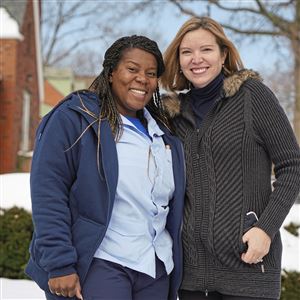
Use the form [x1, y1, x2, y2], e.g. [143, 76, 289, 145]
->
[241, 227, 271, 264]
[48, 273, 83, 299]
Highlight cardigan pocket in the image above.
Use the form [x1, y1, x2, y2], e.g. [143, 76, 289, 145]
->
[207, 210, 245, 269]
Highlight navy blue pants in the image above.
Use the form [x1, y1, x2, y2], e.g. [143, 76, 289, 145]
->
[178, 290, 277, 300]
[46, 257, 169, 300]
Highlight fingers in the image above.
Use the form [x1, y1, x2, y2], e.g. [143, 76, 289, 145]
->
[48, 273, 82, 298]
[75, 286, 84, 300]
[241, 227, 271, 264]
[241, 251, 264, 264]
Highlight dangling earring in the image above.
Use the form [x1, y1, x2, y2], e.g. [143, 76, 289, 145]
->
[179, 69, 183, 74]
[221, 64, 225, 74]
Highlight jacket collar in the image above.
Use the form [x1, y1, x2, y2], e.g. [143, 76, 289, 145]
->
[162, 69, 262, 118]
[67, 90, 103, 138]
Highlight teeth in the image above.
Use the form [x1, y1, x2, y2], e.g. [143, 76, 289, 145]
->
[130, 89, 146, 95]
[192, 68, 207, 74]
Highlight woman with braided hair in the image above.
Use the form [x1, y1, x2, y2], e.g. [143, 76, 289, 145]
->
[25, 35, 185, 300]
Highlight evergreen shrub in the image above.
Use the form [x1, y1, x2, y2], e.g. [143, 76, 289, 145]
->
[280, 270, 300, 300]
[0, 206, 33, 279]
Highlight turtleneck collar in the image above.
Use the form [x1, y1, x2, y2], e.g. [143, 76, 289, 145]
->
[190, 72, 224, 127]
[190, 72, 224, 102]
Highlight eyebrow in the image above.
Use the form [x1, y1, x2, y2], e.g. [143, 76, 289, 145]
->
[124, 60, 157, 69]
[180, 44, 216, 49]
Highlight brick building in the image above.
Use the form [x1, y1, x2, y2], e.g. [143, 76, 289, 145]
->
[0, 0, 43, 173]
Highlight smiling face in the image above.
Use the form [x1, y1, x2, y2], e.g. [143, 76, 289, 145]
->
[179, 28, 227, 89]
[110, 48, 158, 117]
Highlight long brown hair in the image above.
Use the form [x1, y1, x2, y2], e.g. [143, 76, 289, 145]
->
[161, 17, 244, 92]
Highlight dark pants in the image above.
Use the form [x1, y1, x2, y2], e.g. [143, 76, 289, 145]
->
[178, 290, 277, 300]
[83, 257, 169, 300]
[46, 257, 169, 300]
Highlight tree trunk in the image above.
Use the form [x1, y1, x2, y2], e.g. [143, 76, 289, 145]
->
[293, 44, 300, 144]
[293, 0, 300, 143]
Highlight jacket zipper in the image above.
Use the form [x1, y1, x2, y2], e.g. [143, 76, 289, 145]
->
[195, 128, 209, 297]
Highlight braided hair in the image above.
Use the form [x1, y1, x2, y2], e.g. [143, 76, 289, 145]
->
[89, 35, 170, 140]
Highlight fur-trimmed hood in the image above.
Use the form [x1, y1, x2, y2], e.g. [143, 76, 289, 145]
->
[162, 69, 262, 118]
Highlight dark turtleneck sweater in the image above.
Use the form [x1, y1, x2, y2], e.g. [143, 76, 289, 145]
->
[171, 69, 300, 298]
[190, 72, 224, 127]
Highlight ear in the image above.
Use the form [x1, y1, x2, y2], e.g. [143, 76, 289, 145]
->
[222, 48, 228, 64]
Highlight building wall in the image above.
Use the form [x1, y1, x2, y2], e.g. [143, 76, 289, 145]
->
[0, 39, 20, 172]
[0, 0, 40, 173]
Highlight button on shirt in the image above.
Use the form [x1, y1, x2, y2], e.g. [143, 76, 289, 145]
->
[94, 108, 175, 278]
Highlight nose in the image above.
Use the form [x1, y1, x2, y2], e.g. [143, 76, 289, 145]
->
[191, 53, 203, 64]
[135, 72, 148, 84]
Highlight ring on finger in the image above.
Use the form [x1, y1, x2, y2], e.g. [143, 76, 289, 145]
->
[55, 292, 62, 296]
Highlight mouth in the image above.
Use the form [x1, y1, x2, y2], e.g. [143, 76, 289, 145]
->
[191, 67, 208, 74]
[129, 88, 147, 96]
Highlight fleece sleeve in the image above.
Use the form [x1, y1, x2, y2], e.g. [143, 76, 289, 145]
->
[30, 107, 80, 278]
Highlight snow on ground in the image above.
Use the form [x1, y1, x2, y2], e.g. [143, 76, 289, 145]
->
[0, 173, 299, 298]
[0, 173, 31, 212]
[0, 278, 45, 300]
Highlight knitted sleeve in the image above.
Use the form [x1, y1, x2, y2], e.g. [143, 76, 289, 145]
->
[247, 79, 300, 239]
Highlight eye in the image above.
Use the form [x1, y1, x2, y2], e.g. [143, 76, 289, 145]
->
[147, 71, 157, 78]
[203, 48, 212, 52]
[180, 50, 191, 55]
[127, 67, 137, 72]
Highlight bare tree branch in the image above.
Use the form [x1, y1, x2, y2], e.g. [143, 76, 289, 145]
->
[48, 34, 106, 66]
[44, 1, 64, 65]
[208, 0, 262, 15]
[221, 24, 281, 36]
[42, 0, 110, 65]
[254, 0, 291, 35]
[164, 0, 300, 140]
[170, 0, 205, 17]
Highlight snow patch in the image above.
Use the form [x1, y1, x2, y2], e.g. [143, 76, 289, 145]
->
[0, 8, 23, 40]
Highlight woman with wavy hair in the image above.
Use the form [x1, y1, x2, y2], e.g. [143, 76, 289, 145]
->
[162, 17, 300, 300]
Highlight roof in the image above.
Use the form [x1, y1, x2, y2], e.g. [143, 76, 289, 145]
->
[0, 0, 27, 27]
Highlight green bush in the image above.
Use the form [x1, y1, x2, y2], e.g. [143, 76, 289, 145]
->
[0, 206, 33, 279]
[281, 270, 300, 300]
[284, 222, 300, 237]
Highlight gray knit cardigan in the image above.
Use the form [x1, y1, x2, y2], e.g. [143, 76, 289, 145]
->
[163, 69, 300, 299]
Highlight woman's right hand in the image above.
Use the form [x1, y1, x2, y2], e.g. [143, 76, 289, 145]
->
[48, 273, 83, 299]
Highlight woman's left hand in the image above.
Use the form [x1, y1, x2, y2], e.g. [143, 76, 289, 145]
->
[241, 227, 271, 264]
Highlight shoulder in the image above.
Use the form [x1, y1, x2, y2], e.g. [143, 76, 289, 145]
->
[58, 90, 100, 112]
[162, 92, 188, 118]
[45, 90, 100, 120]
[162, 69, 263, 117]
[223, 69, 263, 97]
[38, 90, 100, 135]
